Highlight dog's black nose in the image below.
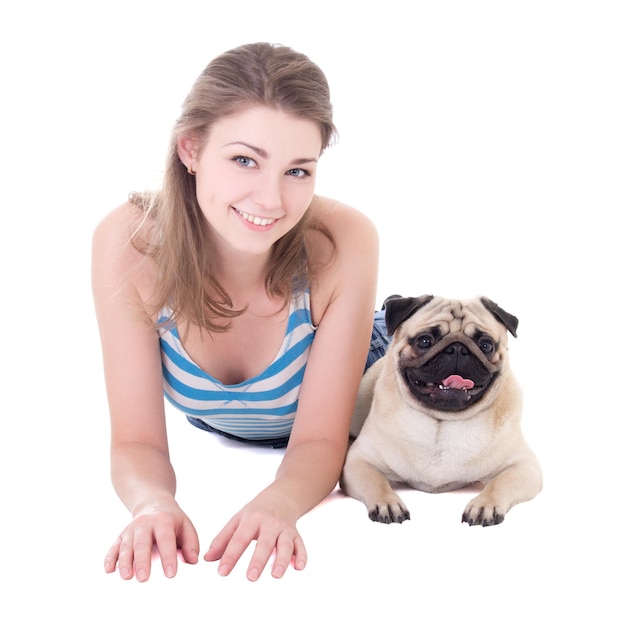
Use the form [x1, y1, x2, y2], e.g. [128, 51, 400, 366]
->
[444, 343, 469, 356]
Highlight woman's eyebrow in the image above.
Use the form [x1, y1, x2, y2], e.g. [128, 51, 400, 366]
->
[225, 141, 318, 165]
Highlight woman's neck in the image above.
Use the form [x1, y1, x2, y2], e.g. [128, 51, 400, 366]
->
[213, 250, 274, 308]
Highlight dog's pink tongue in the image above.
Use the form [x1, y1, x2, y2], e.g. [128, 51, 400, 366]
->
[442, 375, 475, 390]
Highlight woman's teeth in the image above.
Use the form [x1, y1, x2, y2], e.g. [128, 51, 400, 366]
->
[236, 209, 276, 226]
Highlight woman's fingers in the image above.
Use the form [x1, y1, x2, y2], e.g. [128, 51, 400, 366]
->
[106, 509, 305, 581]
[131, 525, 157, 581]
[153, 525, 179, 579]
[104, 537, 122, 574]
[250, 527, 306, 581]
[294, 535, 307, 570]
[115, 532, 138, 580]
[178, 518, 201, 565]
[268, 530, 307, 578]
[216, 529, 256, 577]
[104, 509, 200, 581]
[203, 515, 239, 563]
[205, 513, 306, 581]
[268, 531, 295, 579]
[246, 531, 277, 581]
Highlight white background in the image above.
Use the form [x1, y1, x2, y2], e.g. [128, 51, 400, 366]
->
[1, 1, 624, 623]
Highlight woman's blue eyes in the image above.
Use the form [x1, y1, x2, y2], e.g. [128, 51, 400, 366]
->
[287, 167, 309, 178]
[235, 156, 256, 168]
[233, 156, 309, 177]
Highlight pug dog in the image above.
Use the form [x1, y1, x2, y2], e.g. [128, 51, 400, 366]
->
[340, 295, 542, 526]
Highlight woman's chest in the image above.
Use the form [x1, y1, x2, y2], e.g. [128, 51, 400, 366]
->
[180, 309, 290, 385]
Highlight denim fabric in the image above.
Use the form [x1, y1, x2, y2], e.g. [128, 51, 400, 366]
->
[187, 416, 291, 448]
[365, 309, 391, 372]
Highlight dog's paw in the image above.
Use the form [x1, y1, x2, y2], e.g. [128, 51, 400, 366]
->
[368, 502, 411, 524]
[462, 501, 505, 527]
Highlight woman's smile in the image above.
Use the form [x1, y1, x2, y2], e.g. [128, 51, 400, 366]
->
[233, 206, 278, 228]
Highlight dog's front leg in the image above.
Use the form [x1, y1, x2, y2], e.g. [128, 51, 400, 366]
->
[462, 457, 543, 526]
[340, 457, 410, 524]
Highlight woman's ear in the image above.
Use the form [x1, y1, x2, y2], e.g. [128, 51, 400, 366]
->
[177, 135, 197, 172]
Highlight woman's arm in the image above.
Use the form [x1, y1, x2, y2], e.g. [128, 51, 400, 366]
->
[205, 198, 379, 580]
[92, 203, 200, 581]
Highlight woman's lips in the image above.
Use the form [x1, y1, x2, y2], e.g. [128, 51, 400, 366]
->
[234, 207, 277, 227]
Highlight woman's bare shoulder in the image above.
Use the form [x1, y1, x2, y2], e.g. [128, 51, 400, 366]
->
[91, 200, 157, 297]
[312, 196, 378, 256]
[308, 196, 379, 324]
[93, 200, 146, 250]
[311, 194, 378, 251]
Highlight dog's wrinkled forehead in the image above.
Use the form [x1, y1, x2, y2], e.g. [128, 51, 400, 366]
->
[385, 295, 518, 340]
[425, 299, 500, 337]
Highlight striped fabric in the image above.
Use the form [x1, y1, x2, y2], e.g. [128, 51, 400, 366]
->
[158, 290, 316, 441]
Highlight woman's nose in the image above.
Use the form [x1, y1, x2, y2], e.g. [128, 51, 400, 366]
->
[252, 174, 282, 211]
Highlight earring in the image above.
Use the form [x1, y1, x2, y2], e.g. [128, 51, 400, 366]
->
[187, 165, 196, 175]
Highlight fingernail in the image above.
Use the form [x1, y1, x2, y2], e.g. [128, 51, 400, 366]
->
[120, 567, 132, 579]
[137, 568, 148, 582]
[247, 567, 259, 581]
[272, 565, 284, 579]
[166, 565, 175, 578]
[218, 564, 230, 577]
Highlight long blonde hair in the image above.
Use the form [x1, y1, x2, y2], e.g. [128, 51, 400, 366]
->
[132, 42, 337, 332]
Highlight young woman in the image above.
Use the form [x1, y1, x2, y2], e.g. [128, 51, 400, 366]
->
[92, 42, 385, 583]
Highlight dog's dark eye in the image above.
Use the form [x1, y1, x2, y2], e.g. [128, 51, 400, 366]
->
[479, 338, 495, 354]
[415, 334, 434, 350]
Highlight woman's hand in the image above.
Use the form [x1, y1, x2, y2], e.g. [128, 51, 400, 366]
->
[204, 494, 307, 581]
[104, 499, 200, 582]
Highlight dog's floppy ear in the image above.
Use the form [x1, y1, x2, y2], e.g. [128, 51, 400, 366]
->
[480, 297, 519, 338]
[384, 295, 434, 336]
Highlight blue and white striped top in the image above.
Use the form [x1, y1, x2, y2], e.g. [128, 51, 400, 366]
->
[158, 290, 316, 442]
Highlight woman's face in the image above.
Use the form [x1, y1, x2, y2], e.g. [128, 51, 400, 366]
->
[181, 106, 323, 260]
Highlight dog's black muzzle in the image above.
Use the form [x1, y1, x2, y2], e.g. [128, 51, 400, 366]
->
[401, 340, 499, 412]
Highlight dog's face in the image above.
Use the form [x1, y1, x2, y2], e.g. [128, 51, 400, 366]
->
[384, 295, 518, 415]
